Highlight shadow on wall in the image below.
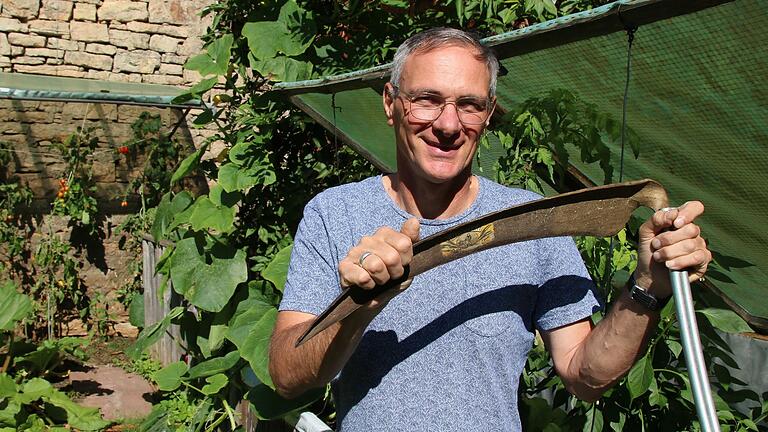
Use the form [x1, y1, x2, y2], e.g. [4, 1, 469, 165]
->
[1, 99, 208, 214]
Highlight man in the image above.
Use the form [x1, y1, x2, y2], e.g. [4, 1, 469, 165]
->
[269, 28, 710, 430]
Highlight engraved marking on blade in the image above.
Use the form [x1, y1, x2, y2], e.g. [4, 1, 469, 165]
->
[440, 223, 495, 257]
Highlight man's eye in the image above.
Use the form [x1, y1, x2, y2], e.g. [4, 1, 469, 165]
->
[412, 96, 443, 107]
[458, 99, 486, 112]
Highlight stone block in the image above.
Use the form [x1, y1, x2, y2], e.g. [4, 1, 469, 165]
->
[91, 153, 116, 182]
[46, 57, 63, 65]
[158, 62, 182, 76]
[98, 1, 148, 22]
[69, 21, 108, 42]
[3, 0, 41, 18]
[0, 56, 11, 68]
[177, 36, 203, 56]
[85, 43, 117, 55]
[113, 50, 160, 74]
[161, 53, 185, 64]
[0, 17, 29, 33]
[141, 74, 183, 85]
[64, 51, 112, 70]
[149, 34, 181, 53]
[182, 68, 202, 84]
[8, 32, 46, 47]
[14, 63, 84, 77]
[0, 34, 10, 56]
[73, 3, 96, 21]
[16, 174, 62, 197]
[10, 46, 25, 56]
[29, 19, 70, 37]
[39, 0, 73, 20]
[108, 29, 149, 50]
[85, 70, 110, 80]
[126, 21, 188, 38]
[24, 47, 64, 58]
[147, 0, 201, 25]
[62, 103, 118, 121]
[47, 37, 78, 51]
[1, 99, 41, 110]
[13, 56, 46, 65]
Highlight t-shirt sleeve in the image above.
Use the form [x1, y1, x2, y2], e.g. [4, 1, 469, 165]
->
[533, 236, 604, 331]
[279, 202, 343, 316]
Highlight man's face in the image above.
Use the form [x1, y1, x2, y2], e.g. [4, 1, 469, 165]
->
[384, 45, 493, 185]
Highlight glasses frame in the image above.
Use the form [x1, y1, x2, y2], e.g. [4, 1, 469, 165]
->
[392, 85, 494, 126]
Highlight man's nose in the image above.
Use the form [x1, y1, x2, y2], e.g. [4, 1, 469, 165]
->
[432, 102, 462, 136]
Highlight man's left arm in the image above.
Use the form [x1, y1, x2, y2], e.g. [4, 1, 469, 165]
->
[541, 201, 712, 402]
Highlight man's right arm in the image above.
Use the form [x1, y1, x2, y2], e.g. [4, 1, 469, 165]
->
[269, 218, 420, 399]
[268, 307, 380, 398]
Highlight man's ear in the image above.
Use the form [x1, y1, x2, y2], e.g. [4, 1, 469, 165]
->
[485, 98, 498, 127]
[383, 83, 396, 126]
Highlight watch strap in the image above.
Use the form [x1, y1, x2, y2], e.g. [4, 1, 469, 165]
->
[627, 275, 671, 311]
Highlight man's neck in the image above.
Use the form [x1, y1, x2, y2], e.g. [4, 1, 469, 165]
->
[384, 172, 478, 220]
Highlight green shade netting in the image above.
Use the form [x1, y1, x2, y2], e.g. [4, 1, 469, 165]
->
[278, 0, 768, 328]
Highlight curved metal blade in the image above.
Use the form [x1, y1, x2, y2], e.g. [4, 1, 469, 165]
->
[295, 178, 668, 346]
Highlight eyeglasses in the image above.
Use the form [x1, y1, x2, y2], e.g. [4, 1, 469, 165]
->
[393, 86, 492, 125]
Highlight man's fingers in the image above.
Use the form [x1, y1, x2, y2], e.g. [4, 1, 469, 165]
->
[650, 201, 705, 231]
[401, 217, 420, 242]
[339, 259, 375, 289]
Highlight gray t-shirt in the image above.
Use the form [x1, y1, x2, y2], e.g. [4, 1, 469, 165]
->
[280, 175, 601, 431]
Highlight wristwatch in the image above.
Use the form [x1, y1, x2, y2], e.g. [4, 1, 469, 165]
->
[627, 275, 671, 311]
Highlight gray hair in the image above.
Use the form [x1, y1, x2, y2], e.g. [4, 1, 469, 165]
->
[389, 27, 499, 98]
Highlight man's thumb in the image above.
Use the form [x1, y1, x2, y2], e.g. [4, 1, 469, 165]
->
[401, 217, 420, 242]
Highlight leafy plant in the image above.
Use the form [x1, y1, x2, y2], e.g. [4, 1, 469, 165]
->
[0, 281, 109, 431]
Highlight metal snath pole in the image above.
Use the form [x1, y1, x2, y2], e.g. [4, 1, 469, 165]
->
[670, 270, 721, 432]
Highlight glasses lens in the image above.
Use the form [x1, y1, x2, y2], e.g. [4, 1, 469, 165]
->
[410, 106, 442, 122]
[457, 112, 486, 125]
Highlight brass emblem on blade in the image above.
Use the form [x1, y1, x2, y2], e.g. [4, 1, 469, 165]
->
[440, 223, 495, 257]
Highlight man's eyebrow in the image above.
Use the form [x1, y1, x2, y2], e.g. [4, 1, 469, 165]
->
[408, 87, 488, 99]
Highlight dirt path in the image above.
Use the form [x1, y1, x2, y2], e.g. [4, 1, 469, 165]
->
[69, 365, 155, 421]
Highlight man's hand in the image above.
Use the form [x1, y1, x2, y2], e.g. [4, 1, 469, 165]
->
[635, 201, 712, 298]
[338, 218, 420, 291]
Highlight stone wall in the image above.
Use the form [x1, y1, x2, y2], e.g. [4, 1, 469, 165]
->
[0, 0, 216, 335]
[1, 0, 211, 85]
[0, 0, 216, 205]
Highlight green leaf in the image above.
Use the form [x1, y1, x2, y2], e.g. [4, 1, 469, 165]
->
[249, 55, 313, 82]
[0, 373, 16, 398]
[170, 238, 247, 312]
[218, 163, 260, 193]
[150, 191, 193, 241]
[172, 77, 218, 104]
[262, 244, 293, 292]
[153, 361, 188, 392]
[127, 306, 184, 360]
[627, 353, 654, 401]
[184, 34, 233, 77]
[128, 293, 144, 328]
[201, 374, 228, 395]
[188, 350, 240, 379]
[697, 308, 752, 333]
[665, 338, 683, 358]
[246, 383, 322, 420]
[0, 280, 32, 331]
[171, 143, 209, 185]
[188, 196, 235, 233]
[583, 405, 604, 432]
[226, 292, 277, 388]
[242, 2, 315, 60]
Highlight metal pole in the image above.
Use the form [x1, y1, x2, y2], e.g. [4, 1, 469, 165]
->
[670, 269, 720, 432]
